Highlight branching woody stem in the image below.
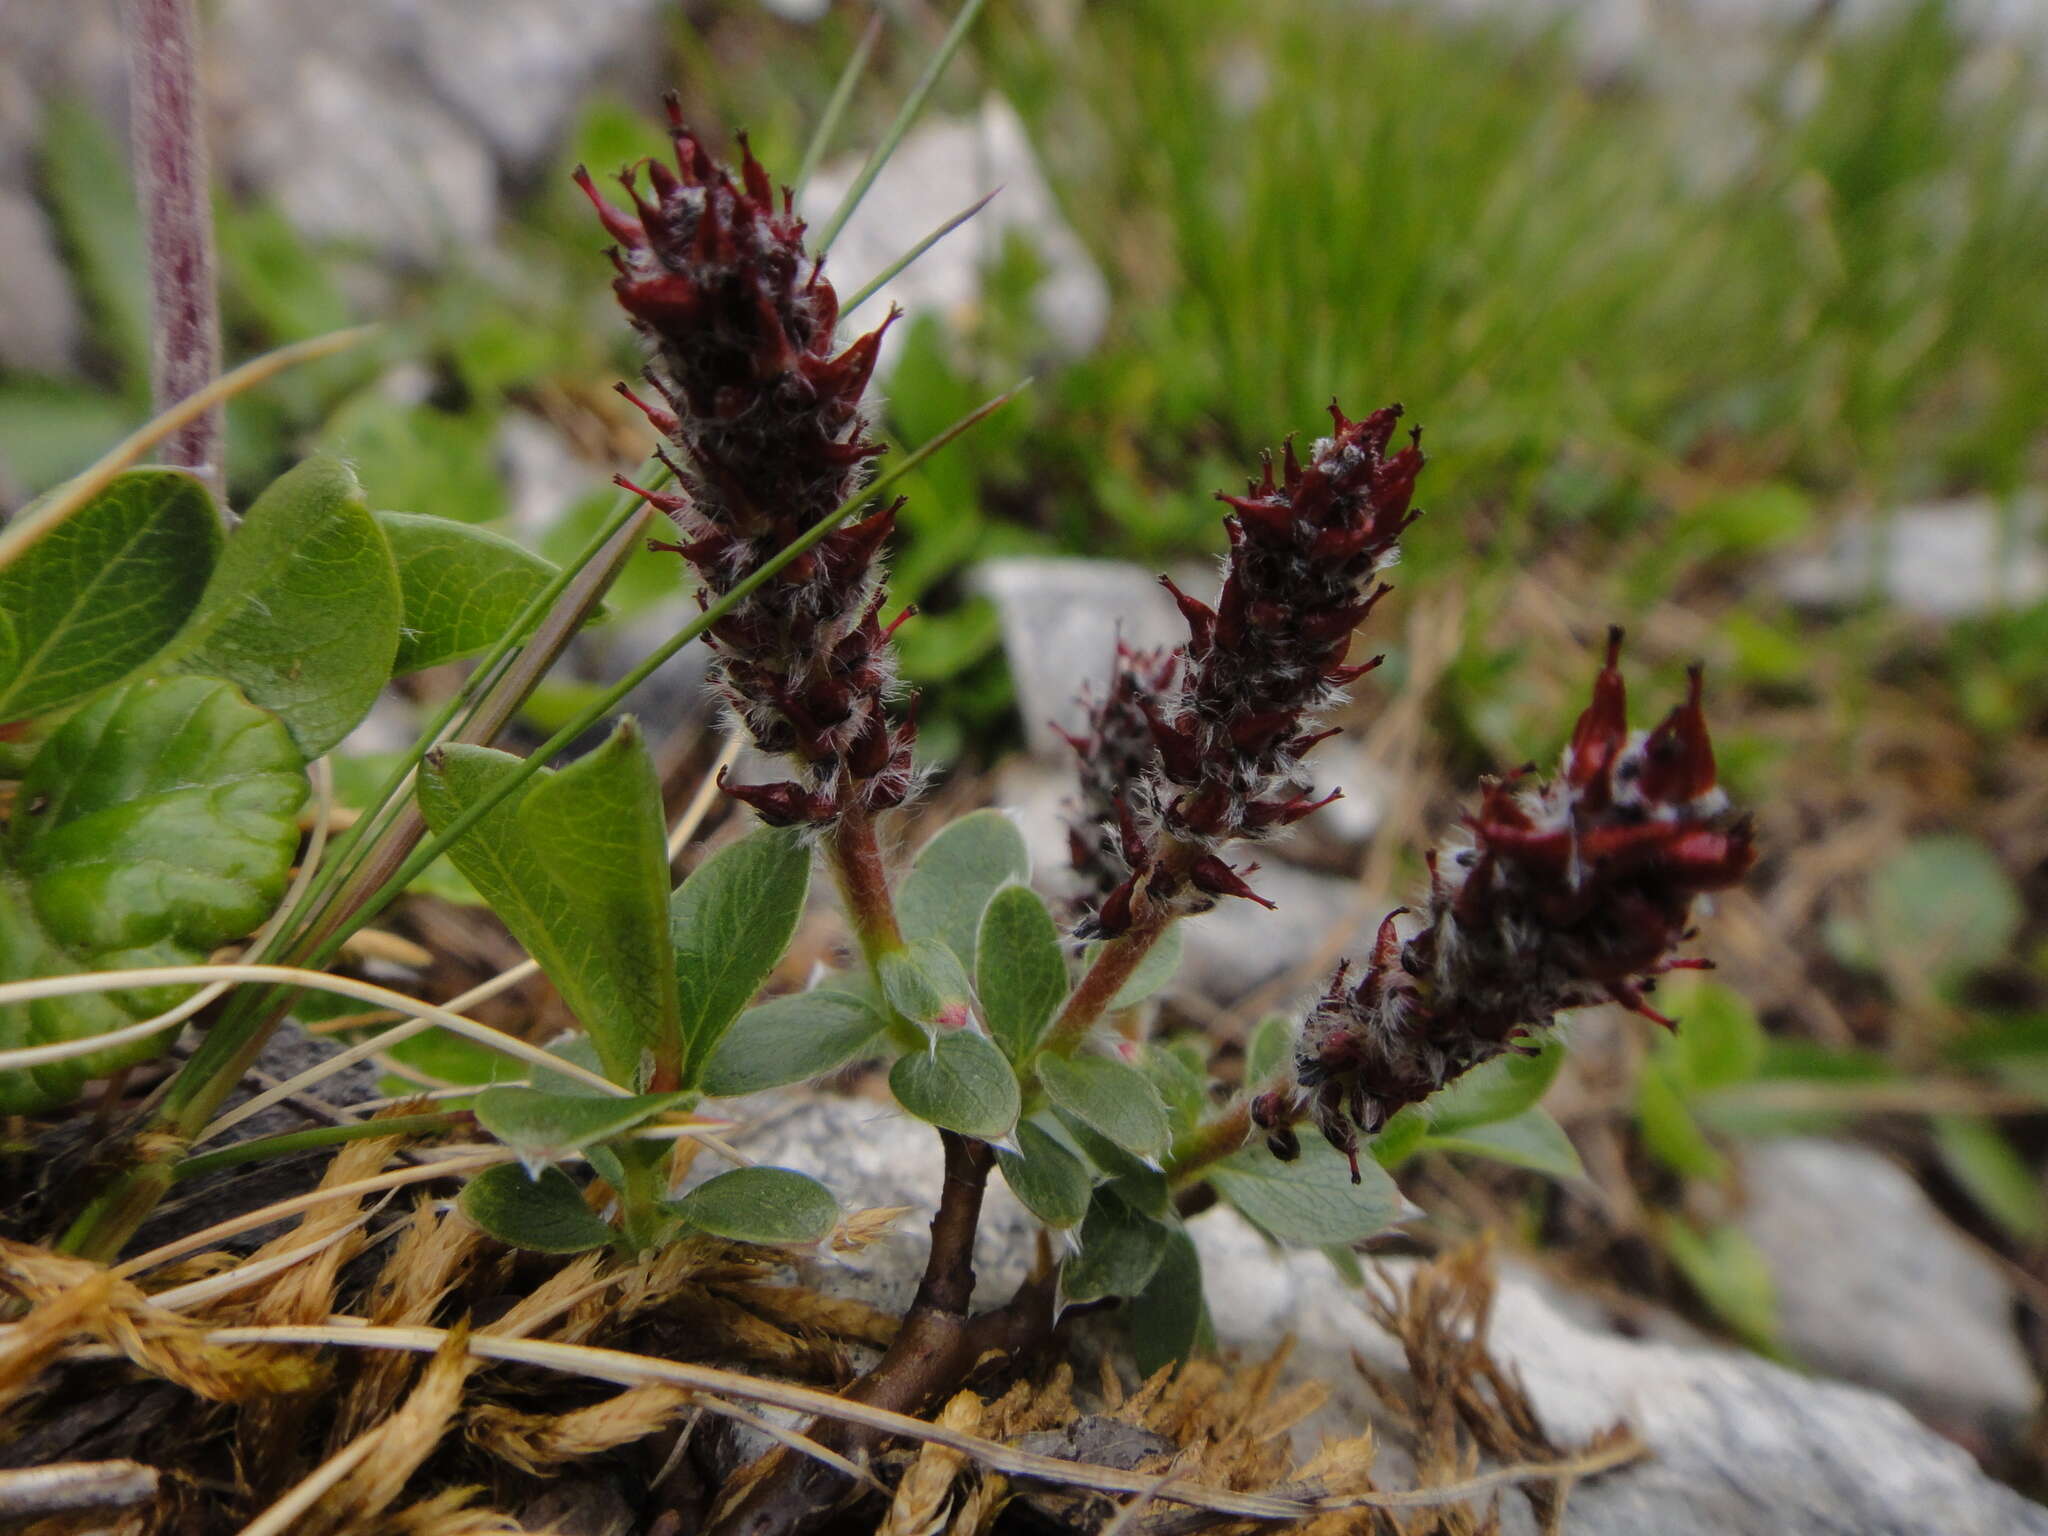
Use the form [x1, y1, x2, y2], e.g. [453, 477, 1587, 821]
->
[702, 1132, 1055, 1536]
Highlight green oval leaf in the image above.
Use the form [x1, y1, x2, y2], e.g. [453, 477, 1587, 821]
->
[1420, 1106, 1584, 1180]
[1369, 1109, 1430, 1169]
[1932, 1114, 2048, 1244]
[1108, 923, 1184, 1011]
[0, 675, 306, 1111]
[1425, 1038, 1565, 1136]
[1868, 835, 2022, 991]
[461, 1163, 615, 1254]
[473, 1086, 685, 1162]
[897, 810, 1029, 969]
[977, 884, 1069, 1060]
[669, 1166, 839, 1245]
[880, 936, 974, 1028]
[158, 456, 402, 757]
[889, 1031, 1020, 1139]
[1131, 1226, 1209, 1375]
[0, 469, 222, 721]
[1037, 1052, 1170, 1160]
[1210, 1140, 1406, 1247]
[672, 824, 812, 1083]
[419, 724, 680, 1089]
[1663, 978, 1765, 1094]
[1635, 1057, 1726, 1180]
[1659, 1218, 1780, 1354]
[378, 511, 564, 674]
[996, 1119, 1093, 1229]
[1063, 1188, 1171, 1303]
[1245, 1014, 1295, 1087]
[699, 990, 886, 1098]
[1139, 1041, 1208, 1132]
[319, 392, 507, 525]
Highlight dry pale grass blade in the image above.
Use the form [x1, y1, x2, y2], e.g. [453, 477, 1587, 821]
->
[880, 1391, 981, 1536]
[333, 1202, 491, 1443]
[675, 1283, 850, 1374]
[1094, 1469, 1189, 1536]
[0, 1240, 314, 1405]
[246, 1131, 407, 1327]
[228, 1133, 416, 1487]
[233, 1426, 379, 1536]
[381, 1486, 523, 1536]
[187, 1322, 1640, 1520]
[0, 326, 377, 572]
[149, 1210, 376, 1313]
[725, 1281, 901, 1348]
[0, 1265, 118, 1412]
[1098, 1343, 1319, 1508]
[0, 964, 621, 1113]
[469, 1384, 692, 1475]
[718, 1399, 892, 1497]
[832, 1204, 915, 1254]
[493, 1251, 624, 1344]
[670, 732, 746, 862]
[1359, 1241, 1647, 1535]
[337, 929, 436, 970]
[945, 1467, 1009, 1536]
[113, 1149, 513, 1278]
[0, 1459, 160, 1519]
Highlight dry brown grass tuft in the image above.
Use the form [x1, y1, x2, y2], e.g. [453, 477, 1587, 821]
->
[469, 1383, 693, 1475]
[0, 1238, 315, 1407]
[879, 1391, 981, 1536]
[298, 1326, 477, 1536]
[1354, 1240, 1642, 1535]
[332, 1197, 487, 1441]
[2, 1121, 1640, 1536]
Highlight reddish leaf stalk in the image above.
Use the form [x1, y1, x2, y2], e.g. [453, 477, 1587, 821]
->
[1041, 889, 1175, 1056]
[127, 0, 223, 504]
[823, 803, 906, 960]
[1162, 1097, 1254, 1189]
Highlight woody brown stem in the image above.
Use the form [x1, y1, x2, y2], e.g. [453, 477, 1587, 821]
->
[703, 1131, 1055, 1536]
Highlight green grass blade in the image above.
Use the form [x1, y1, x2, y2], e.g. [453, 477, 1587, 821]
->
[814, 0, 990, 256]
[843, 188, 999, 315]
[796, 9, 885, 198]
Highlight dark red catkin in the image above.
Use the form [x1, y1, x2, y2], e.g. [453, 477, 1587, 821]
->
[1080, 402, 1423, 938]
[1056, 642, 1178, 913]
[1253, 631, 1758, 1179]
[578, 102, 914, 826]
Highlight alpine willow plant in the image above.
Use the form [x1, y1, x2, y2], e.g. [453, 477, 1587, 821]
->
[0, 61, 1756, 1536]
